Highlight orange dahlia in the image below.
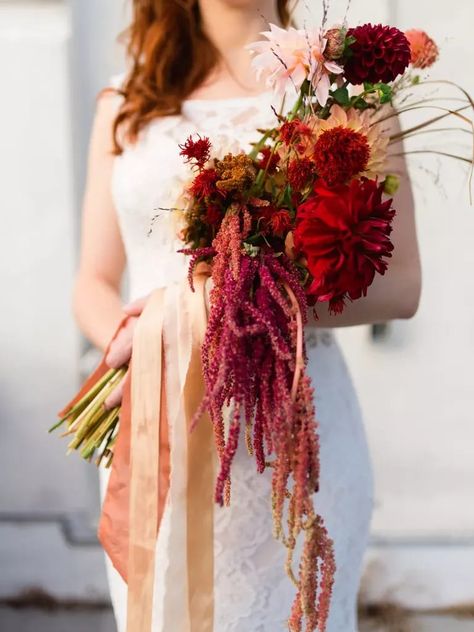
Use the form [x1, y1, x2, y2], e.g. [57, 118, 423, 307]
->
[405, 29, 439, 69]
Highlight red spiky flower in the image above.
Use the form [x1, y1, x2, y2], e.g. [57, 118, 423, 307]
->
[313, 126, 370, 187]
[344, 23, 411, 84]
[287, 157, 316, 191]
[190, 168, 219, 199]
[279, 118, 312, 147]
[294, 178, 396, 313]
[179, 134, 212, 169]
[269, 209, 292, 235]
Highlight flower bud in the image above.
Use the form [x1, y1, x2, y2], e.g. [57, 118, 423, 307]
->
[383, 174, 400, 196]
[324, 28, 346, 61]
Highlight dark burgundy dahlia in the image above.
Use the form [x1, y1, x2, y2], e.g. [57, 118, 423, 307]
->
[344, 23, 411, 85]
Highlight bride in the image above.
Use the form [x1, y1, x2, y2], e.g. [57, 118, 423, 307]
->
[72, 1, 421, 630]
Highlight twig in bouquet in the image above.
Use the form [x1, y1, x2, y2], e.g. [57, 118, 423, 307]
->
[270, 47, 300, 98]
[389, 149, 473, 165]
[389, 149, 473, 202]
[415, 79, 474, 111]
[148, 206, 184, 237]
[389, 126, 472, 143]
[343, 0, 352, 25]
[388, 106, 473, 142]
[321, 0, 330, 31]
[375, 103, 471, 126]
[385, 104, 474, 200]
[391, 96, 471, 116]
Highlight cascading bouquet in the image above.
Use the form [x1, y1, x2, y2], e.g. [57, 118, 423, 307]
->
[52, 15, 473, 632]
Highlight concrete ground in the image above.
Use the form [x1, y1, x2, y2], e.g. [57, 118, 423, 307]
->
[0, 607, 473, 632]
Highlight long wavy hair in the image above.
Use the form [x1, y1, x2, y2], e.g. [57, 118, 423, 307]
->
[112, 0, 292, 153]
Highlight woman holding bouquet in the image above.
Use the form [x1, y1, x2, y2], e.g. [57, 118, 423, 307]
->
[72, 0, 421, 630]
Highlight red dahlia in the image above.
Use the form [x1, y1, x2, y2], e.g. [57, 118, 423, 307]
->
[344, 23, 411, 85]
[294, 178, 396, 313]
[313, 126, 370, 187]
[179, 134, 212, 169]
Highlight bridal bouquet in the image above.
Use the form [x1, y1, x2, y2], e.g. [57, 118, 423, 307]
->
[52, 17, 473, 632]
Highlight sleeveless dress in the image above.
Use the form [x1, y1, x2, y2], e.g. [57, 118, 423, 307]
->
[99, 77, 375, 632]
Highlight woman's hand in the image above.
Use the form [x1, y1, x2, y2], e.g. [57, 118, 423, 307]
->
[104, 295, 149, 409]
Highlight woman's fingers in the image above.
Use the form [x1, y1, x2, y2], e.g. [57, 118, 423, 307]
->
[105, 317, 136, 368]
[123, 294, 149, 316]
[104, 372, 127, 410]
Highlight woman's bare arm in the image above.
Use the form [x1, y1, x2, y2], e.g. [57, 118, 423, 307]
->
[73, 93, 126, 351]
[311, 114, 422, 327]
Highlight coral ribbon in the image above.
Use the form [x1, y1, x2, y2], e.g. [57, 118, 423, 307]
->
[60, 273, 215, 632]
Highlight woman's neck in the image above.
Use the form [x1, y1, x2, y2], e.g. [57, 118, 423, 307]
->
[197, 0, 284, 96]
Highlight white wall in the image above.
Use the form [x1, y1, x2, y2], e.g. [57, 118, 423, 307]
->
[0, 2, 108, 601]
[334, 0, 474, 609]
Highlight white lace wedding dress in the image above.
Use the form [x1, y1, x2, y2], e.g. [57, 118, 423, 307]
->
[99, 75, 375, 632]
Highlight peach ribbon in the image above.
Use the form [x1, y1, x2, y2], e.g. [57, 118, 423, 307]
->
[59, 272, 215, 632]
[184, 273, 215, 630]
[126, 289, 165, 630]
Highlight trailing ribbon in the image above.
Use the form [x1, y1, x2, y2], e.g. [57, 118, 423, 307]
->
[183, 272, 215, 631]
[126, 289, 166, 631]
[59, 272, 215, 632]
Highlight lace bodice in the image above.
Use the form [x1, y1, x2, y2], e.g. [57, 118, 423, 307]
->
[103, 76, 375, 632]
[110, 82, 284, 300]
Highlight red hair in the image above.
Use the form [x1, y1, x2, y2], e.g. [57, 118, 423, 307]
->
[112, 0, 292, 153]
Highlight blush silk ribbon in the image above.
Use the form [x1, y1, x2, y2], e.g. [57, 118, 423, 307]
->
[59, 269, 215, 632]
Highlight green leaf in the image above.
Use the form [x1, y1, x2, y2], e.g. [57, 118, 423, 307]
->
[243, 242, 260, 258]
[331, 86, 350, 106]
[375, 82, 393, 102]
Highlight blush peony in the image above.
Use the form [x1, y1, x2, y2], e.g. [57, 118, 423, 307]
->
[294, 178, 396, 313]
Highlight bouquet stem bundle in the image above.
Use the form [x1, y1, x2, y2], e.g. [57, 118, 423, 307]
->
[50, 367, 126, 466]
